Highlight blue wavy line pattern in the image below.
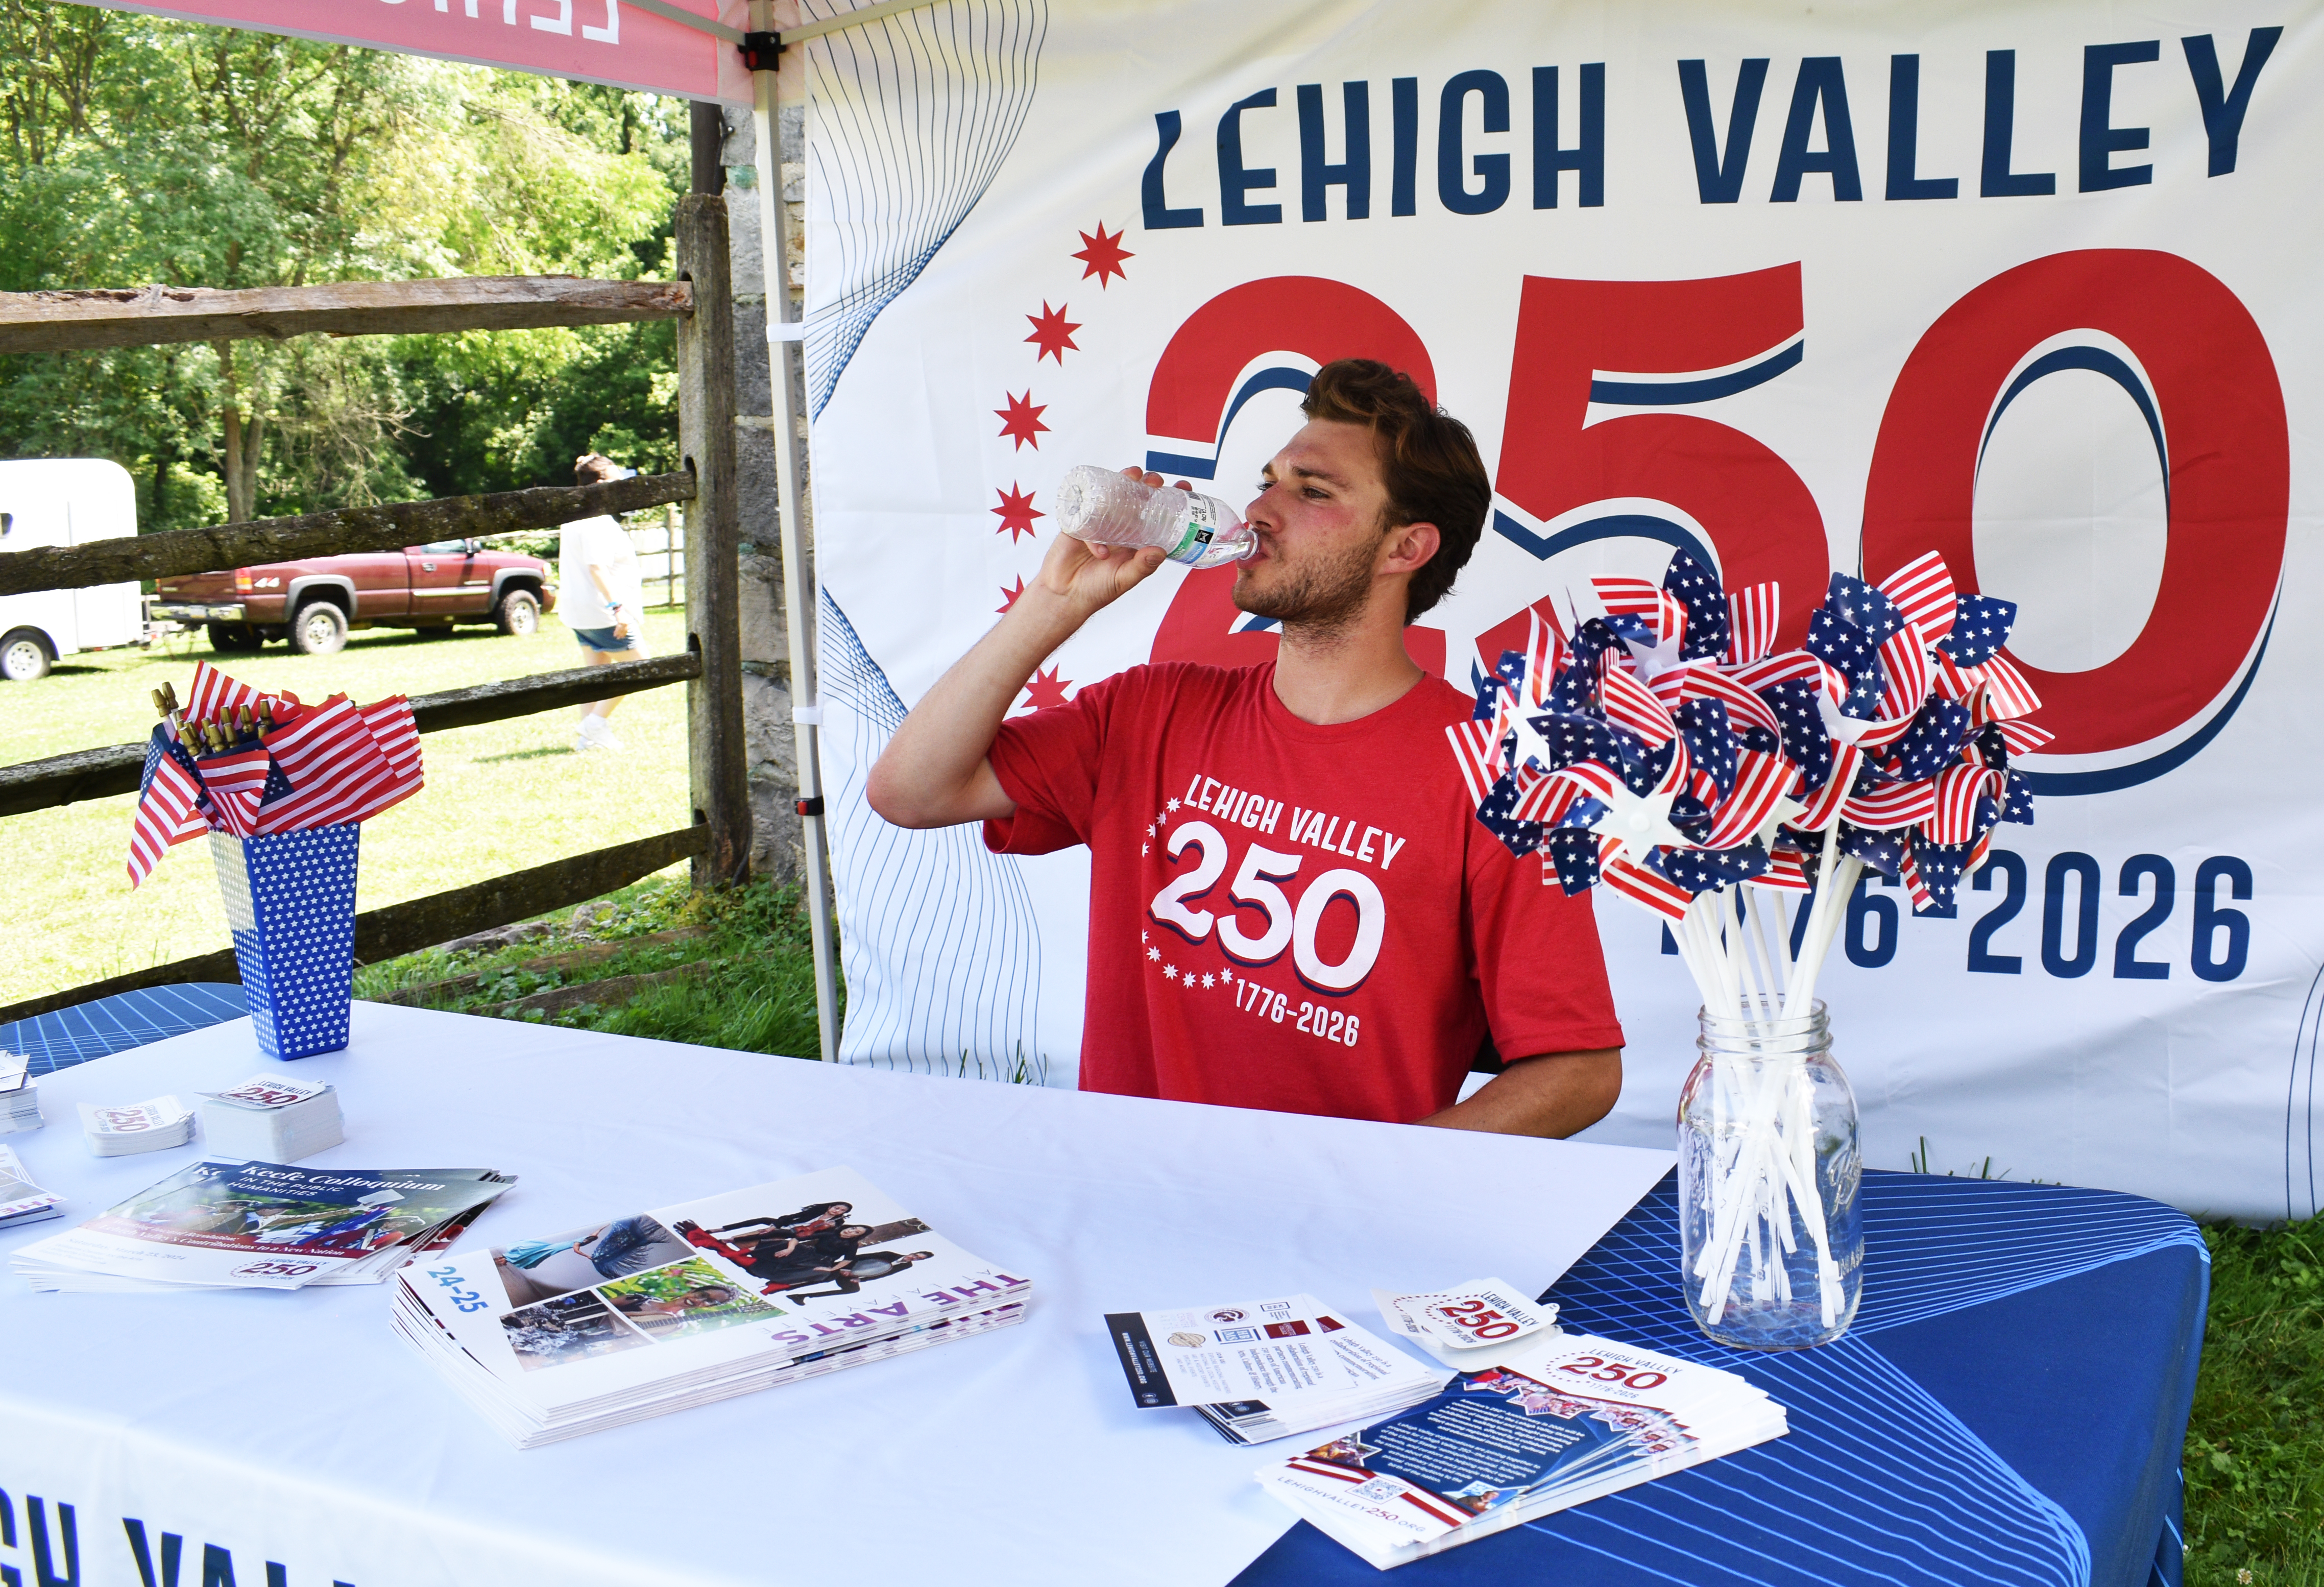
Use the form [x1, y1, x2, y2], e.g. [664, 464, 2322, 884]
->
[0, 984, 247, 1077]
[1850, 1177, 2208, 1332]
[1527, 1341, 2091, 1587]
[1535, 1176, 2107, 1587]
[818, 591, 1046, 1078]
[1557, 1175, 2202, 1346]
[2287, 961, 2324, 1220]
[800, 0, 1049, 417]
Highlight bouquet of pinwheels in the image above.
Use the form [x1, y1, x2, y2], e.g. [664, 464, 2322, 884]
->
[1447, 549, 2045, 1342]
[127, 661, 422, 1062]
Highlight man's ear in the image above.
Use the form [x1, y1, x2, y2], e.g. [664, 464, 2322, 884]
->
[1381, 520, 1441, 575]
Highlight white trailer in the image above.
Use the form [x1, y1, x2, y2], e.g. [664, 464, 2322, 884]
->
[0, 459, 145, 682]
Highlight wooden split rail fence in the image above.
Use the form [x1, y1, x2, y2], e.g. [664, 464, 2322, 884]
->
[0, 198, 752, 1025]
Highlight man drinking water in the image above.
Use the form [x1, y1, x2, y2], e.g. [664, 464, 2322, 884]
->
[869, 359, 1623, 1134]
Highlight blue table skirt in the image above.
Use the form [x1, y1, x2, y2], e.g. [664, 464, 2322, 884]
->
[1234, 1170, 2208, 1587]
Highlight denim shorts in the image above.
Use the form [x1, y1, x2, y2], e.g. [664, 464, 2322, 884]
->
[572, 625, 638, 653]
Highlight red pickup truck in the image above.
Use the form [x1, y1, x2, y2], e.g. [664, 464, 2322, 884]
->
[153, 540, 558, 656]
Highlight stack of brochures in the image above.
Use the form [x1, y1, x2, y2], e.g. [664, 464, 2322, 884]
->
[79, 1097, 195, 1157]
[1107, 1294, 1449, 1445]
[198, 1075, 344, 1163]
[1257, 1333, 1788, 1569]
[11, 1160, 515, 1292]
[392, 1166, 1032, 1448]
[0, 1054, 39, 1135]
[0, 1144, 61, 1230]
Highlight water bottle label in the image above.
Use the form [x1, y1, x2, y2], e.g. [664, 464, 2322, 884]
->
[1166, 497, 1223, 564]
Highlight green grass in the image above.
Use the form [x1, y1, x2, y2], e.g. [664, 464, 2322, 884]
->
[353, 873, 831, 1060]
[0, 609, 691, 1007]
[2186, 1217, 2324, 1586]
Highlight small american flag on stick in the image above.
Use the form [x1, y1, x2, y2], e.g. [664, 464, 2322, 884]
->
[196, 746, 274, 839]
[128, 731, 206, 888]
[122, 667, 428, 882]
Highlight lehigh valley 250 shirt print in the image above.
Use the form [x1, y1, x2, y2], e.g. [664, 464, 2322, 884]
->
[986, 663, 1623, 1122]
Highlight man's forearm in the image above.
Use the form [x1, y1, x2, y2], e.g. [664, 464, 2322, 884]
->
[868, 506, 1164, 828]
[1416, 1048, 1622, 1138]
[865, 589, 1085, 828]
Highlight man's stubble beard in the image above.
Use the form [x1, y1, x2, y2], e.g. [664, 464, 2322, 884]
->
[1231, 530, 1382, 643]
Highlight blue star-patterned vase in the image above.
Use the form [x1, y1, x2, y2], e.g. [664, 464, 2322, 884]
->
[209, 826, 361, 1062]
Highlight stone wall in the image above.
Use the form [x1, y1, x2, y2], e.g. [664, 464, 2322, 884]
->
[718, 105, 812, 884]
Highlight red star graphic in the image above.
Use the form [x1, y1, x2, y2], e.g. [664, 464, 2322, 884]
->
[1024, 301, 1081, 363]
[991, 482, 1044, 542]
[996, 576, 1026, 614]
[1072, 223, 1133, 287]
[996, 391, 1049, 451]
[1020, 665, 1073, 712]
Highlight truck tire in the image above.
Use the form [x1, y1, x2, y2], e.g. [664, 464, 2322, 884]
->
[493, 588, 542, 637]
[0, 628, 51, 683]
[206, 621, 262, 654]
[290, 598, 349, 657]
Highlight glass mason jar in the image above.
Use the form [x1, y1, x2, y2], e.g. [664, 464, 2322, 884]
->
[1677, 999, 1863, 1350]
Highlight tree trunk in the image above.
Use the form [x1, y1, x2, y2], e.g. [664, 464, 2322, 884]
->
[215, 339, 251, 523]
[243, 409, 265, 518]
[222, 403, 247, 522]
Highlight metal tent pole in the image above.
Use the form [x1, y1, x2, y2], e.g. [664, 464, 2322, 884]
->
[746, 2, 839, 1064]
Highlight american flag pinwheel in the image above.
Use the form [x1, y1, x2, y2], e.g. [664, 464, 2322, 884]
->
[1447, 547, 2045, 1332]
[1448, 548, 2043, 935]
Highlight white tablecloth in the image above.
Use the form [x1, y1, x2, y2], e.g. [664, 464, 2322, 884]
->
[0, 1004, 1671, 1587]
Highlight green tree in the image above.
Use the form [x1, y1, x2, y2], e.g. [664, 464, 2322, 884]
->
[0, 2, 684, 528]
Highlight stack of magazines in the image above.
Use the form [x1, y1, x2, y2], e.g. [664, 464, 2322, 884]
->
[392, 1167, 1031, 1448]
[1106, 1294, 1448, 1445]
[11, 1160, 515, 1292]
[1257, 1334, 1787, 1569]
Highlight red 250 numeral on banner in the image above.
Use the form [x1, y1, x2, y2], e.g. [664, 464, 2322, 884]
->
[1148, 251, 2288, 770]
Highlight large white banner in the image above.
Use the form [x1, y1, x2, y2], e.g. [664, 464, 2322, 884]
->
[798, 0, 2317, 1219]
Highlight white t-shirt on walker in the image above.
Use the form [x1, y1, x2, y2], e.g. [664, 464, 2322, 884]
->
[559, 515, 644, 631]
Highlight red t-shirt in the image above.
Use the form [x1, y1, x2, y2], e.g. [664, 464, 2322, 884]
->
[984, 662, 1624, 1123]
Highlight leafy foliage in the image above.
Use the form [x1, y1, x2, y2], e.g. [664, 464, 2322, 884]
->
[0, 0, 685, 528]
[2186, 1217, 2324, 1585]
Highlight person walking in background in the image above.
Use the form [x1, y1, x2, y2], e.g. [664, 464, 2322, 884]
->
[561, 453, 649, 752]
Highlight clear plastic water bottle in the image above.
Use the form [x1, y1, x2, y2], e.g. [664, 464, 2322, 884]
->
[1051, 465, 1256, 569]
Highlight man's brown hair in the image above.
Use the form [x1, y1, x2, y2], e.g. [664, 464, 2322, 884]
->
[1300, 358, 1490, 623]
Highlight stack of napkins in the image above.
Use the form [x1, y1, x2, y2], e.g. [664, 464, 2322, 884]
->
[1258, 1333, 1788, 1569]
[0, 1144, 61, 1230]
[79, 1097, 195, 1157]
[1106, 1294, 1448, 1445]
[0, 1053, 42, 1135]
[12, 1159, 516, 1293]
[198, 1075, 344, 1163]
[393, 1166, 1030, 1448]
